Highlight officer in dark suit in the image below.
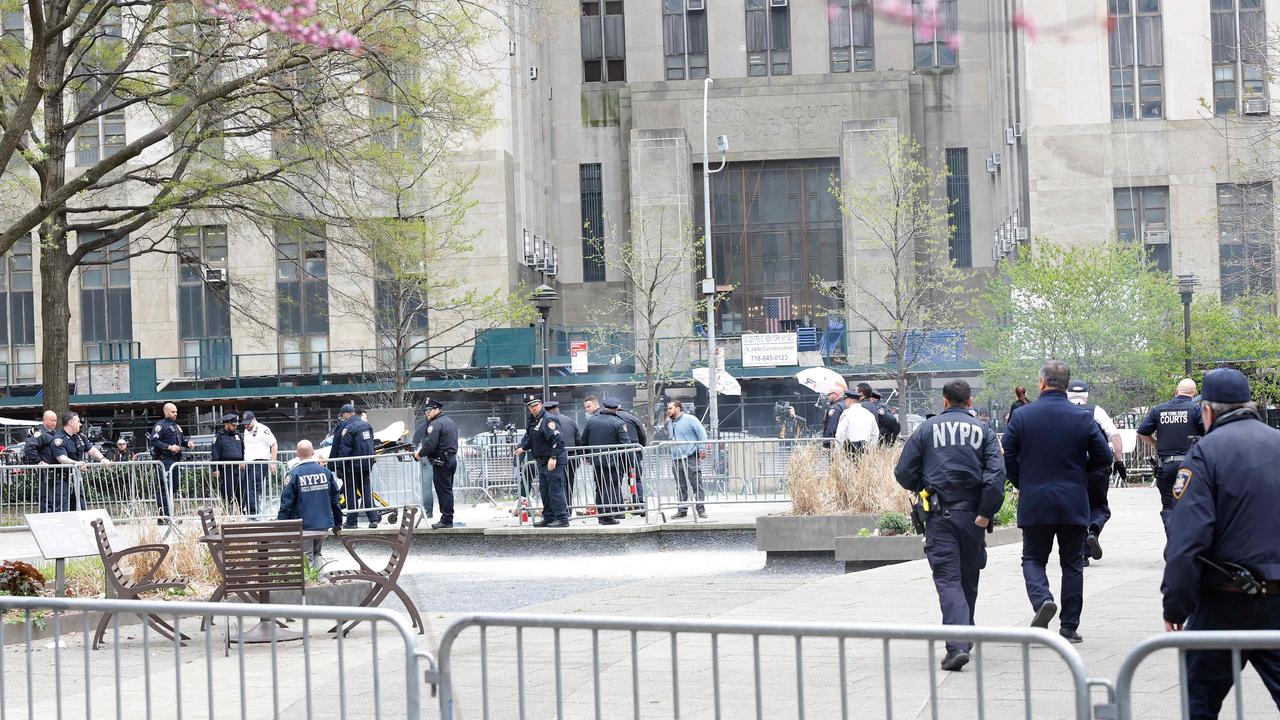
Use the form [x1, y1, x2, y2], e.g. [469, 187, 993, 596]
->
[895, 380, 1005, 671]
[210, 413, 248, 512]
[544, 400, 580, 506]
[821, 386, 846, 446]
[858, 384, 902, 446]
[615, 402, 649, 510]
[1137, 378, 1203, 533]
[333, 403, 378, 528]
[1162, 368, 1280, 719]
[515, 397, 569, 527]
[51, 411, 110, 512]
[414, 400, 459, 529]
[580, 398, 630, 524]
[149, 402, 193, 522]
[1002, 360, 1112, 644]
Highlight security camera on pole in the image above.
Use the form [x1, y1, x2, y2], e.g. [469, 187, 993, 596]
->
[702, 77, 728, 437]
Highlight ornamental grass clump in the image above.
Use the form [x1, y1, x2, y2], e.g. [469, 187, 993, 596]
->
[787, 443, 913, 516]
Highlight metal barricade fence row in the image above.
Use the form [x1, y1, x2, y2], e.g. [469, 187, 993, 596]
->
[515, 444, 652, 524]
[165, 460, 291, 521]
[644, 437, 827, 518]
[432, 613, 1093, 720]
[325, 452, 426, 527]
[459, 441, 523, 503]
[0, 594, 430, 720]
[0, 460, 170, 529]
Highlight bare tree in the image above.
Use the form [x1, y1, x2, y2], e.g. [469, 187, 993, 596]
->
[824, 132, 969, 412]
[0, 0, 500, 409]
[586, 208, 703, 427]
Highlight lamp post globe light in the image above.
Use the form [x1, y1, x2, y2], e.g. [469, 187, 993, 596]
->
[531, 284, 559, 403]
[1176, 274, 1197, 377]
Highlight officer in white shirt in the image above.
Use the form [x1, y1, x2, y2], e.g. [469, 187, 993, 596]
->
[835, 388, 879, 457]
[1065, 381, 1124, 564]
[240, 410, 278, 516]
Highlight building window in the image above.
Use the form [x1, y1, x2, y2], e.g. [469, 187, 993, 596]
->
[1218, 182, 1274, 300]
[1211, 0, 1267, 117]
[0, 237, 35, 383]
[370, 65, 421, 151]
[945, 149, 971, 268]
[913, 0, 957, 69]
[374, 272, 429, 368]
[580, 164, 606, 282]
[1114, 186, 1170, 273]
[3, 9, 22, 41]
[276, 224, 329, 373]
[746, 0, 790, 77]
[662, 0, 708, 80]
[1108, 0, 1163, 120]
[79, 234, 133, 362]
[176, 225, 232, 376]
[828, 0, 874, 73]
[74, 80, 125, 166]
[696, 159, 843, 335]
[582, 0, 626, 82]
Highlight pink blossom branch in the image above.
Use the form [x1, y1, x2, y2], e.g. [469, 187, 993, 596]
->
[202, 0, 361, 52]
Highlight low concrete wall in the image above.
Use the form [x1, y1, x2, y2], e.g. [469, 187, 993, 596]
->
[836, 526, 1022, 572]
[756, 514, 879, 554]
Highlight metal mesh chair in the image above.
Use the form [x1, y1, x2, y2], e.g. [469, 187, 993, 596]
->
[328, 506, 423, 636]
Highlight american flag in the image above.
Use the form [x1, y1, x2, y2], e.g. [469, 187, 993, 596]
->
[763, 296, 792, 333]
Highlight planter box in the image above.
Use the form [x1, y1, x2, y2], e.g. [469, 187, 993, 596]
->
[757, 512, 880, 563]
[835, 526, 1022, 572]
[270, 580, 374, 607]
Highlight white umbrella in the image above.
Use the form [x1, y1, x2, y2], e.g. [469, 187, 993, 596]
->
[692, 367, 742, 396]
[795, 367, 846, 394]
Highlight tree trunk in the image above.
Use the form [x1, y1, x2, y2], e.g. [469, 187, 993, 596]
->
[40, 224, 72, 412]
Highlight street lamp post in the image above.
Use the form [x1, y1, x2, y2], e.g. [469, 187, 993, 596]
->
[1177, 273, 1197, 377]
[531, 284, 559, 402]
[701, 77, 728, 436]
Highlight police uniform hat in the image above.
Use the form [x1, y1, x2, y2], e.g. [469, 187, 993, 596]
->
[1067, 380, 1090, 393]
[525, 396, 543, 407]
[602, 397, 621, 410]
[870, 390, 884, 400]
[339, 403, 355, 414]
[843, 389, 860, 399]
[544, 400, 560, 409]
[1202, 368, 1251, 403]
[221, 412, 239, 424]
[241, 410, 256, 424]
[423, 400, 443, 412]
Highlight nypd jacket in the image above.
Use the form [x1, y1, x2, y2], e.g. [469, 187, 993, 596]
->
[277, 460, 344, 531]
[150, 417, 188, 462]
[579, 411, 629, 448]
[210, 429, 245, 463]
[821, 400, 844, 438]
[335, 417, 376, 465]
[416, 414, 459, 462]
[615, 409, 648, 447]
[520, 411, 568, 462]
[24, 425, 55, 464]
[894, 407, 1005, 517]
[551, 412, 579, 450]
[1162, 408, 1280, 624]
[1001, 390, 1113, 527]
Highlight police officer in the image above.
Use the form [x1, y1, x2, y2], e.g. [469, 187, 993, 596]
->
[414, 400, 459, 529]
[1137, 378, 1202, 533]
[1065, 380, 1125, 565]
[210, 413, 248, 512]
[545, 400, 580, 506]
[515, 397, 569, 527]
[26, 410, 59, 513]
[615, 401, 649, 511]
[149, 403, 193, 522]
[821, 386, 846, 446]
[895, 380, 1005, 672]
[859, 384, 902, 446]
[51, 411, 110, 512]
[276, 440, 343, 567]
[333, 403, 378, 529]
[1162, 368, 1280, 719]
[579, 398, 630, 524]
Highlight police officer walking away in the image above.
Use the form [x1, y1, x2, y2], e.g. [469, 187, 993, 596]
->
[150, 403, 194, 522]
[821, 386, 846, 447]
[579, 398, 630, 524]
[1002, 360, 1112, 644]
[277, 440, 343, 568]
[414, 400, 458, 529]
[515, 397, 570, 527]
[895, 380, 1005, 671]
[1065, 380, 1125, 565]
[1162, 368, 1280, 719]
[333, 403, 378, 529]
[51, 412, 110, 512]
[1137, 378, 1202, 533]
[545, 400, 580, 505]
[210, 413, 248, 512]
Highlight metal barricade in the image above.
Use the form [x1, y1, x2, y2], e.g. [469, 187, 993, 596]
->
[433, 613, 1092, 720]
[515, 444, 650, 525]
[0, 594, 431, 720]
[326, 452, 425, 527]
[165, 460, 291, 521]
[0, 460, 168, 529]
[645, 437, 826, 517]
[1103, 630, 1280, 720]
[460, 441, 524, 502]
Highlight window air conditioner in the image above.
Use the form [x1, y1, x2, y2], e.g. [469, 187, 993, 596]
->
[1243, 96, 1269, 115]
[522, 229, 534, 265]
[991, 152, 1002, 167]
[985, 156, 997, 174]
[1006, 127, 1016, 145]
[548, 248, 560, 278]
[686, 0, 705, 9]
[1143, 228, 1170, 245]
[530, 66, 538, 82]
[203, 267, 227, 283]
[532, 234, 543, 267]
[1015, 226, 1029, 242]
[769, 0, 788, 7]
[538, 239, 551, 271]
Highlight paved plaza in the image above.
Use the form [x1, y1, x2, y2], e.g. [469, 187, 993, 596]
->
[1, 488, 1275, 718]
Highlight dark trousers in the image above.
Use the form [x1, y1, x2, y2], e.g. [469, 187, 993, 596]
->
[430, 456, 456, 524]
[217, 464, 249, 513]
[591, 461, 623, 515]
[1157, 462, 1180, 533]
[157, 459, 178, 517]
[672, 455, 705, 512]
[39, 468, 78, 513]
[537, 460, 569, 522]
[341, 462, 377, 525]
[243, 462, 271, 515]
[924, 510, 987, 653]
[1184, 593, 1280, 720]
[564, 454, 578, 503]
[1082, 467, 1112, 559]
[1021, 524, 1087, 631]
